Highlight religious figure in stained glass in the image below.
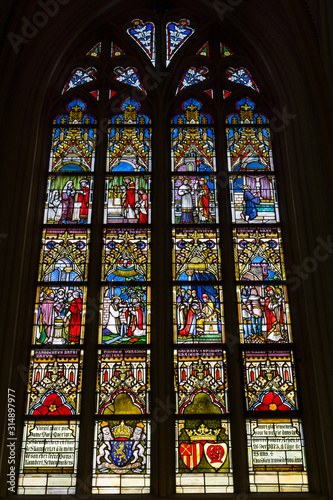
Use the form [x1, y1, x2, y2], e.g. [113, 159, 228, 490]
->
[102, 228, 150, 282]
[237, 284, 292, 343]
[243, 351, 297, 411]
[174, 349, 227, 414]
[26, 350, 83, 415]
[104, 176, 150, 224]
[33, 285, 86, 345]
[44, 176, 93, 224]
[173, 228, 222, 281]
[171, 99, 215, 172]
[233, 227, 285, 281]
[96, 349, 150, 414]
[226, 97, 273, 172]
[99, 285, 150, 345]
[172, 176, 218, 224]
[230, 175, 279, 224]
[39, 229, 90, 282]
[173, 285, 224, 343]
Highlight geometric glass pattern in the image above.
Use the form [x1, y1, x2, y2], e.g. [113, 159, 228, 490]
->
[174, 348, 228, 413]
[96, 349, 150, 414]
[243, 351, 297, 411]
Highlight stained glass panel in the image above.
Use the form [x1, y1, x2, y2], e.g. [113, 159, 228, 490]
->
[233, 227, 285, 281]
[26, 349, 83, 415]
[111, 42, 125, 57]
[196, 42, 209, 56]
[17, 421, 79, 494]
[247, 419, 308, 492]
[96, 349, 150, 414]
[166, 19, 194, 66]
[99, 285, 150, 345]
[114, 66, 146, 94]
[108, 127, 151, 173]
[176, 67, 209, 94]
[230, 175, 279, 224]
[102, 228, 150, 282]
[38, 228, 90, 282]
[62, 67, 97, 94]
[226, 67, 259, 91]
[174, 349, 228, 414]
[172, 228, 222, 281]
[32, 285, 86, 345]
[173, 285, 224, 343]
[175, 419, 233, 493]
[104, 176, 151, 224]
[44, 175, 93, 224]
[244, 351, 297, 411]
[92, 420, 150, 494]
[220, 42, 233, 57]
[49, 126, 96, 173]
[237, 284, 292, 343]
[87, 42, 101, 58]
[171, 175, 218, 224]
[127, 19, 156, 66]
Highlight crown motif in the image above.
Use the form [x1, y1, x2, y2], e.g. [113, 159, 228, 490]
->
[111, 421, 132, 440]
[186, 424, 219, 442]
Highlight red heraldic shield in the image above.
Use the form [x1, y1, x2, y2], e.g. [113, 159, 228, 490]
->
[179, 442, 204, 470]
[204, 442, 228, 469]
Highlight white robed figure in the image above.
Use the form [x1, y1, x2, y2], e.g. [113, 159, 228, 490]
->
[178, 177, 194, 223]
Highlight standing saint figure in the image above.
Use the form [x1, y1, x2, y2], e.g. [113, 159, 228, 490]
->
[123, 176, 136, 220]
[179, 289, 202, 337]
[265, 285, 285, 341]
[66, 290, 82, 343]
[77, 178, 90, 223]
[61, 180, 76, 223]
[195, 177, 214, 222]
[178, 177, 194, 223]
[136, 188, 148, 223]
[37, 289, 55, 344]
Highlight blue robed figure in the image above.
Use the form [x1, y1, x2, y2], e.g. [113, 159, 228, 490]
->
[241, 185, 261, 222]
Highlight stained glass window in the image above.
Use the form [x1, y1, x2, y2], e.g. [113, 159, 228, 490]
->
[16, 14, 311, 497]
[226, 97, 308, 491]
